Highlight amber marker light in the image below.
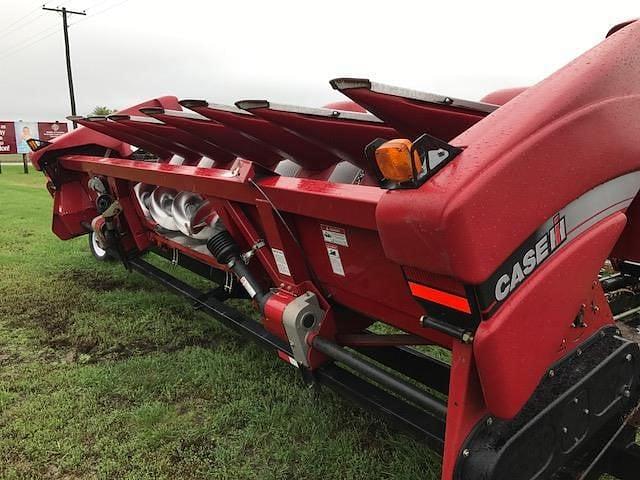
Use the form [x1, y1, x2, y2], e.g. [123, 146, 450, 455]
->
[26, 138, 51, 152]
[374, 138, 423, 182]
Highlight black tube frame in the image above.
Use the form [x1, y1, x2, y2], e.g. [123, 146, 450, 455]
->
[312, 336, 448, 419]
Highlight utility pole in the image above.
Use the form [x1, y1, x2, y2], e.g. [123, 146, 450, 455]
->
[43, 6, 86, 128]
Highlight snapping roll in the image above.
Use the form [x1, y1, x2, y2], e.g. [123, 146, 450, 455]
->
[171, 192, 217, 239]
[135, 183, 217, 241]
[148, 187, 179, 231]
[133, 183, 154, 217]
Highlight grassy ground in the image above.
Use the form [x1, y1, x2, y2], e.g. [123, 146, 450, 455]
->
[1, 155, 24, 164]
[0, 164, 441, 479]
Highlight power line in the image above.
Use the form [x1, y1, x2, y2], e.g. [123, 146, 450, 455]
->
[0, 6, 40, 33]
[62, 0, 87, 8]
[0, 10, 48, 44]
[0, 0, 51, 30]
[0, 0, 132, 118]
[0, 1, 131, 65]
[62, 0, 99, 12]
[93, 0, 131, 14]
[85, 0, 117, 11]
[0, 3, 63, 54]
[0, 25, 61, 63]
[70, 0, 130, 27]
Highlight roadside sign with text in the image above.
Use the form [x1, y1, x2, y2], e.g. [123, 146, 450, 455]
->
[38, 122, 68, 141]
[0, 121, 69, 154]
[0, 122, 17, 154]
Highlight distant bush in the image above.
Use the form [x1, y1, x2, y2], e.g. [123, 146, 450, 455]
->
[90, 106, 115, 116]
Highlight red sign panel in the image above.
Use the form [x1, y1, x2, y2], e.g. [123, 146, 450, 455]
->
[38, 122, 68, 141]
[0, 122, 17, 154]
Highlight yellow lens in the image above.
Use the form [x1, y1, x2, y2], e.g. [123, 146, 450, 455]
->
[374, 139, 422, 182]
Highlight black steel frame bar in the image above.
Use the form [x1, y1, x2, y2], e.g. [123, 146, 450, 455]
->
[316, 363, 445, 453]
[355, 345, 451, 395]
[312, 336, 448, 419]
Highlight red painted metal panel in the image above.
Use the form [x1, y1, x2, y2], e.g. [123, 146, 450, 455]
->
[51, 180, 97, 239]
[89, 117, 199, 162]
[186, 101, 341, 171]
[331, 78, 490, 140]
[441, 342, 487, 480]
[480, 87, 527, 105]
[243, 102, 399, 171]
[110, 116, 235, 165]
[75, 117, 174, 160]
[474, 214, 623, 419]
[58, 155, 383, 230]
[141, 109, 283, 169]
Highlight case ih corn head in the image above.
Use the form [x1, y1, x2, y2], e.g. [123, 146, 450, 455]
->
[29, 21, 640, 480]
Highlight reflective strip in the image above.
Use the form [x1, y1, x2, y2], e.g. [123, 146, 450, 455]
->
[408, 282, 471, 314]
[277, 350, 299, 367]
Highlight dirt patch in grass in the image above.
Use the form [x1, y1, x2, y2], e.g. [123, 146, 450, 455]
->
[4, 291, 80, 339]
[81, 336, 220, 363]
[56, 266, 171, 296]
[62, 268, 128, 292]
[2, 266, 222, 365]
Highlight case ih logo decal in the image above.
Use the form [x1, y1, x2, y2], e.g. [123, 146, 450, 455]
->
[475, 172, 640, 318]
[494, 214, 566, 302]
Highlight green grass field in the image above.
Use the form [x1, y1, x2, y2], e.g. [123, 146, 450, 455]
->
[0, 164, 440, 479]
[1, 154, 25, 164]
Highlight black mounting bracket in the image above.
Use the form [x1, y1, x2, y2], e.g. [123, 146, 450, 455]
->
[364, 133, 463, 190]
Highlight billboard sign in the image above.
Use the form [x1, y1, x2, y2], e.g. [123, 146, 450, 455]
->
[0, 122, 17, 154]
[38, 122, 68, 141]
[0, 121, 69, 154]
[14, 121, 38, 154]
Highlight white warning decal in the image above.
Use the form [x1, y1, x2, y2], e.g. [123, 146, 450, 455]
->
[327, 246, 345, 276]
[239, 276, 257, 298]
[321, 224, 349, 247]
[271, 248, 291, 276]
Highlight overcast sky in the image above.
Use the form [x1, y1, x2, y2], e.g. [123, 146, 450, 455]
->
[0, 0, 637, 121]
